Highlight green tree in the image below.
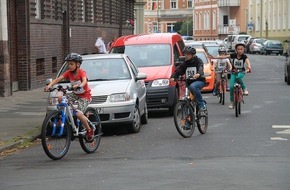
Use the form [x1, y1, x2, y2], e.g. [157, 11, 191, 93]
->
[180, 19, 193, 36]
[173, 21, 183, 33]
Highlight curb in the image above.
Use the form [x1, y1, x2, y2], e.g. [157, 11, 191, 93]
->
[0, 133, 41, 153]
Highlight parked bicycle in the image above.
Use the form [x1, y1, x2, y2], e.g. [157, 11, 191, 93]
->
[41, 85, 102, 160]
[173, 76, 208, 138]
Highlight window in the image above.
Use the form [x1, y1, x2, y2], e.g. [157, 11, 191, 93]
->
[167, 23, 175, 32]
[82, 0, 86, 21]
[171, 0, 177, 9]
[35, 0, 41, 19]
[150, 0, 158, 10]
[188, 0, 193, 8]
[36, 58, 45, 76]
[212, 11, 216, 30]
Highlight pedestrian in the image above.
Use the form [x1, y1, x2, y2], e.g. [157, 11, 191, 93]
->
[45, 53, 94, 140]
[95, 31, 107, 54]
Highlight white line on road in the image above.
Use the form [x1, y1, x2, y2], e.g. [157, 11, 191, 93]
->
[270, 137, 288, 141]
[272, 125, 290, 129]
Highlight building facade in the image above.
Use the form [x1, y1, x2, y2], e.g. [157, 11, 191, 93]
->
[144, 0, 193, 34]
[247, 0, 290, 41]
[0, 0, 135, 97]
[193, 0, 248, 40]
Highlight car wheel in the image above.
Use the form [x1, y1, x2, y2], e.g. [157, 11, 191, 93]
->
[141, 102, 148, 124]
[287, 70, 290, 85]
[169, 89, 178, 116]
[128, 105, 141, 133]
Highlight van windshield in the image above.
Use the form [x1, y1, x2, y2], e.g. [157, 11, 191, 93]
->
[111, 44, 171, 67]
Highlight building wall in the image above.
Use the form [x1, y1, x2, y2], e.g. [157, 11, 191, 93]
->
[248, 0, 290, 41]
[144, 0, 193, 34]
[1, 0, 135, 96]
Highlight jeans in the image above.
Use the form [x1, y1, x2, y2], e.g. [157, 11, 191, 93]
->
[229, 72, 246, 102]
[188, 80, 206, 109]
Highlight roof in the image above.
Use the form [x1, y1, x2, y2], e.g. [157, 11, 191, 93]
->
[113, 33, 182, 45]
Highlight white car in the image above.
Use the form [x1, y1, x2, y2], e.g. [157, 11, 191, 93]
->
[46, 54, 148, 133]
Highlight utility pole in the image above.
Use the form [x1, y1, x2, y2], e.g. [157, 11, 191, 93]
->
[260, 0, 263, 38]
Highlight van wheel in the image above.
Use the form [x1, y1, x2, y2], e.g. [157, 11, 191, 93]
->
[169, 89, 178, 116]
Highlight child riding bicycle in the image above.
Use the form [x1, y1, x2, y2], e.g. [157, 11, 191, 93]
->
[212, 46, 232, 96]
[45, 53, 94, 140]
[170, 46, 207, 114]
[209, 43, 251, 109]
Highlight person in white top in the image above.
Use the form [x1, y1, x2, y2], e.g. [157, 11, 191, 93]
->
[212, 46, 232, 96]
[95, 36, 107, 54]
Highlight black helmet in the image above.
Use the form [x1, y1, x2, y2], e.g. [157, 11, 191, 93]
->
[235, 43, 246, 49]
[65, 53, 82, 64]
[183, 46, 196, 55]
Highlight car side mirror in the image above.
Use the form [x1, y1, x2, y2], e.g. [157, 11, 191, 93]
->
[136, 72, 147, 80]
[46, 78, 52, 85]
[175, 56, 186, 67]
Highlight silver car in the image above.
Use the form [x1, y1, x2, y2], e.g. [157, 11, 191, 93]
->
[46, 54, 148, 133]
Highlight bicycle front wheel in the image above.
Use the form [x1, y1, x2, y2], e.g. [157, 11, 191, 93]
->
[79, 107, 102, 153]
[173, 101, 195, 138]
[41, 110, 71, 160]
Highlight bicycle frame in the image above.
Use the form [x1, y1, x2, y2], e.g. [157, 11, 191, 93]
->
[232, 73, 244, 103]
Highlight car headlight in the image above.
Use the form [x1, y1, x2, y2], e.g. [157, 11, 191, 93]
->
[151, 79, 169, 87]
[110, 93, 130, 102]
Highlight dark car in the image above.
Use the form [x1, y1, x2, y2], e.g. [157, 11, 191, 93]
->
[284, 41, 290, 85]
[260, 40, 283, 55]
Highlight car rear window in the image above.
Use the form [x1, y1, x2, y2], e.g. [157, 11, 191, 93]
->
[196, 52, 208, 65]
[111, 44, 171, 67]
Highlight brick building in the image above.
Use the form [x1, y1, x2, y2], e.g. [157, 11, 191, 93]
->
[144, 0, 193, 34]
[193, 0, 248, 40]
[0, 0, 135, 97]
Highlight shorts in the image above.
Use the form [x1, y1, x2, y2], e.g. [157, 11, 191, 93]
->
[66, 93, 91, 113]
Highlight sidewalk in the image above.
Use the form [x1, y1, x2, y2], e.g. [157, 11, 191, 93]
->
[0, 88, 47, 152]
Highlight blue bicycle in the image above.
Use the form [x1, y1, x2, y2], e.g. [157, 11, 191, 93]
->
[41, 85, 102, 160]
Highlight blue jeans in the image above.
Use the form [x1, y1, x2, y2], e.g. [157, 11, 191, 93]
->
[188, 80, 206, 108]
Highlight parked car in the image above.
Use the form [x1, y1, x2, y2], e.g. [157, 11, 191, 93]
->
[284, 41, 290, 85]
[46, 54, 148, 133]
[245, 37, 256, 53]
[186, 41, 203, 49]
[196, 48, 215, 92]
[260, 40, 283, 55]
[227, 34, 251, 53]
[110, 33, 185, 115]
[249, 38, 264, 54]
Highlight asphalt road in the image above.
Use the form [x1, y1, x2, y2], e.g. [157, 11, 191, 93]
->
[1, 54, 290, 190]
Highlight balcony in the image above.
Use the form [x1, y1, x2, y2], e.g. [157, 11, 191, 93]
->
[218, 0, 240, 7]
[218, 25, 240, 35]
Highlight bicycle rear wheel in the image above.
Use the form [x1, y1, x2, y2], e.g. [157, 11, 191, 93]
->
[79, 107, 102, 153]
[221, 80, 226, 105]
[173, 101, 195, 138]
[196, 103, 208, 134]
[41, 110, 71, 160]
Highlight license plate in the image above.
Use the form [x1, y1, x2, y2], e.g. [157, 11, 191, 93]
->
[96, 107, 104, 114]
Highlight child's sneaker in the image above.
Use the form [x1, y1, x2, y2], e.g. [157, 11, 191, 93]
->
[228, 102, 234, 109]
[87, 129, 94, 141]
[212, 90, 217, 96]
[243, 89, 249, 95]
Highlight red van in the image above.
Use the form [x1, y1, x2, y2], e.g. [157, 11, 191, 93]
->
[110, 33, 185, 115]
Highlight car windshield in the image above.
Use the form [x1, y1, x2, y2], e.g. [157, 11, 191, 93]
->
[204, 46, 219, 56]
[57, 58, 131, 82]
[268, 41, 282, 46]
[111, 44, 171, 67]
[196, 52, 208, 65]
[238, 36, 248, 41]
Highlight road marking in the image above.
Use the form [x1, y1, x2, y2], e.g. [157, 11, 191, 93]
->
[270, 137, 288, 141]
[271, 125, 290, 141]
[272, 125, 290, 129]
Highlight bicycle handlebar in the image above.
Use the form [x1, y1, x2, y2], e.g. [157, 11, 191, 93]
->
[45, 85, 80, 93]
